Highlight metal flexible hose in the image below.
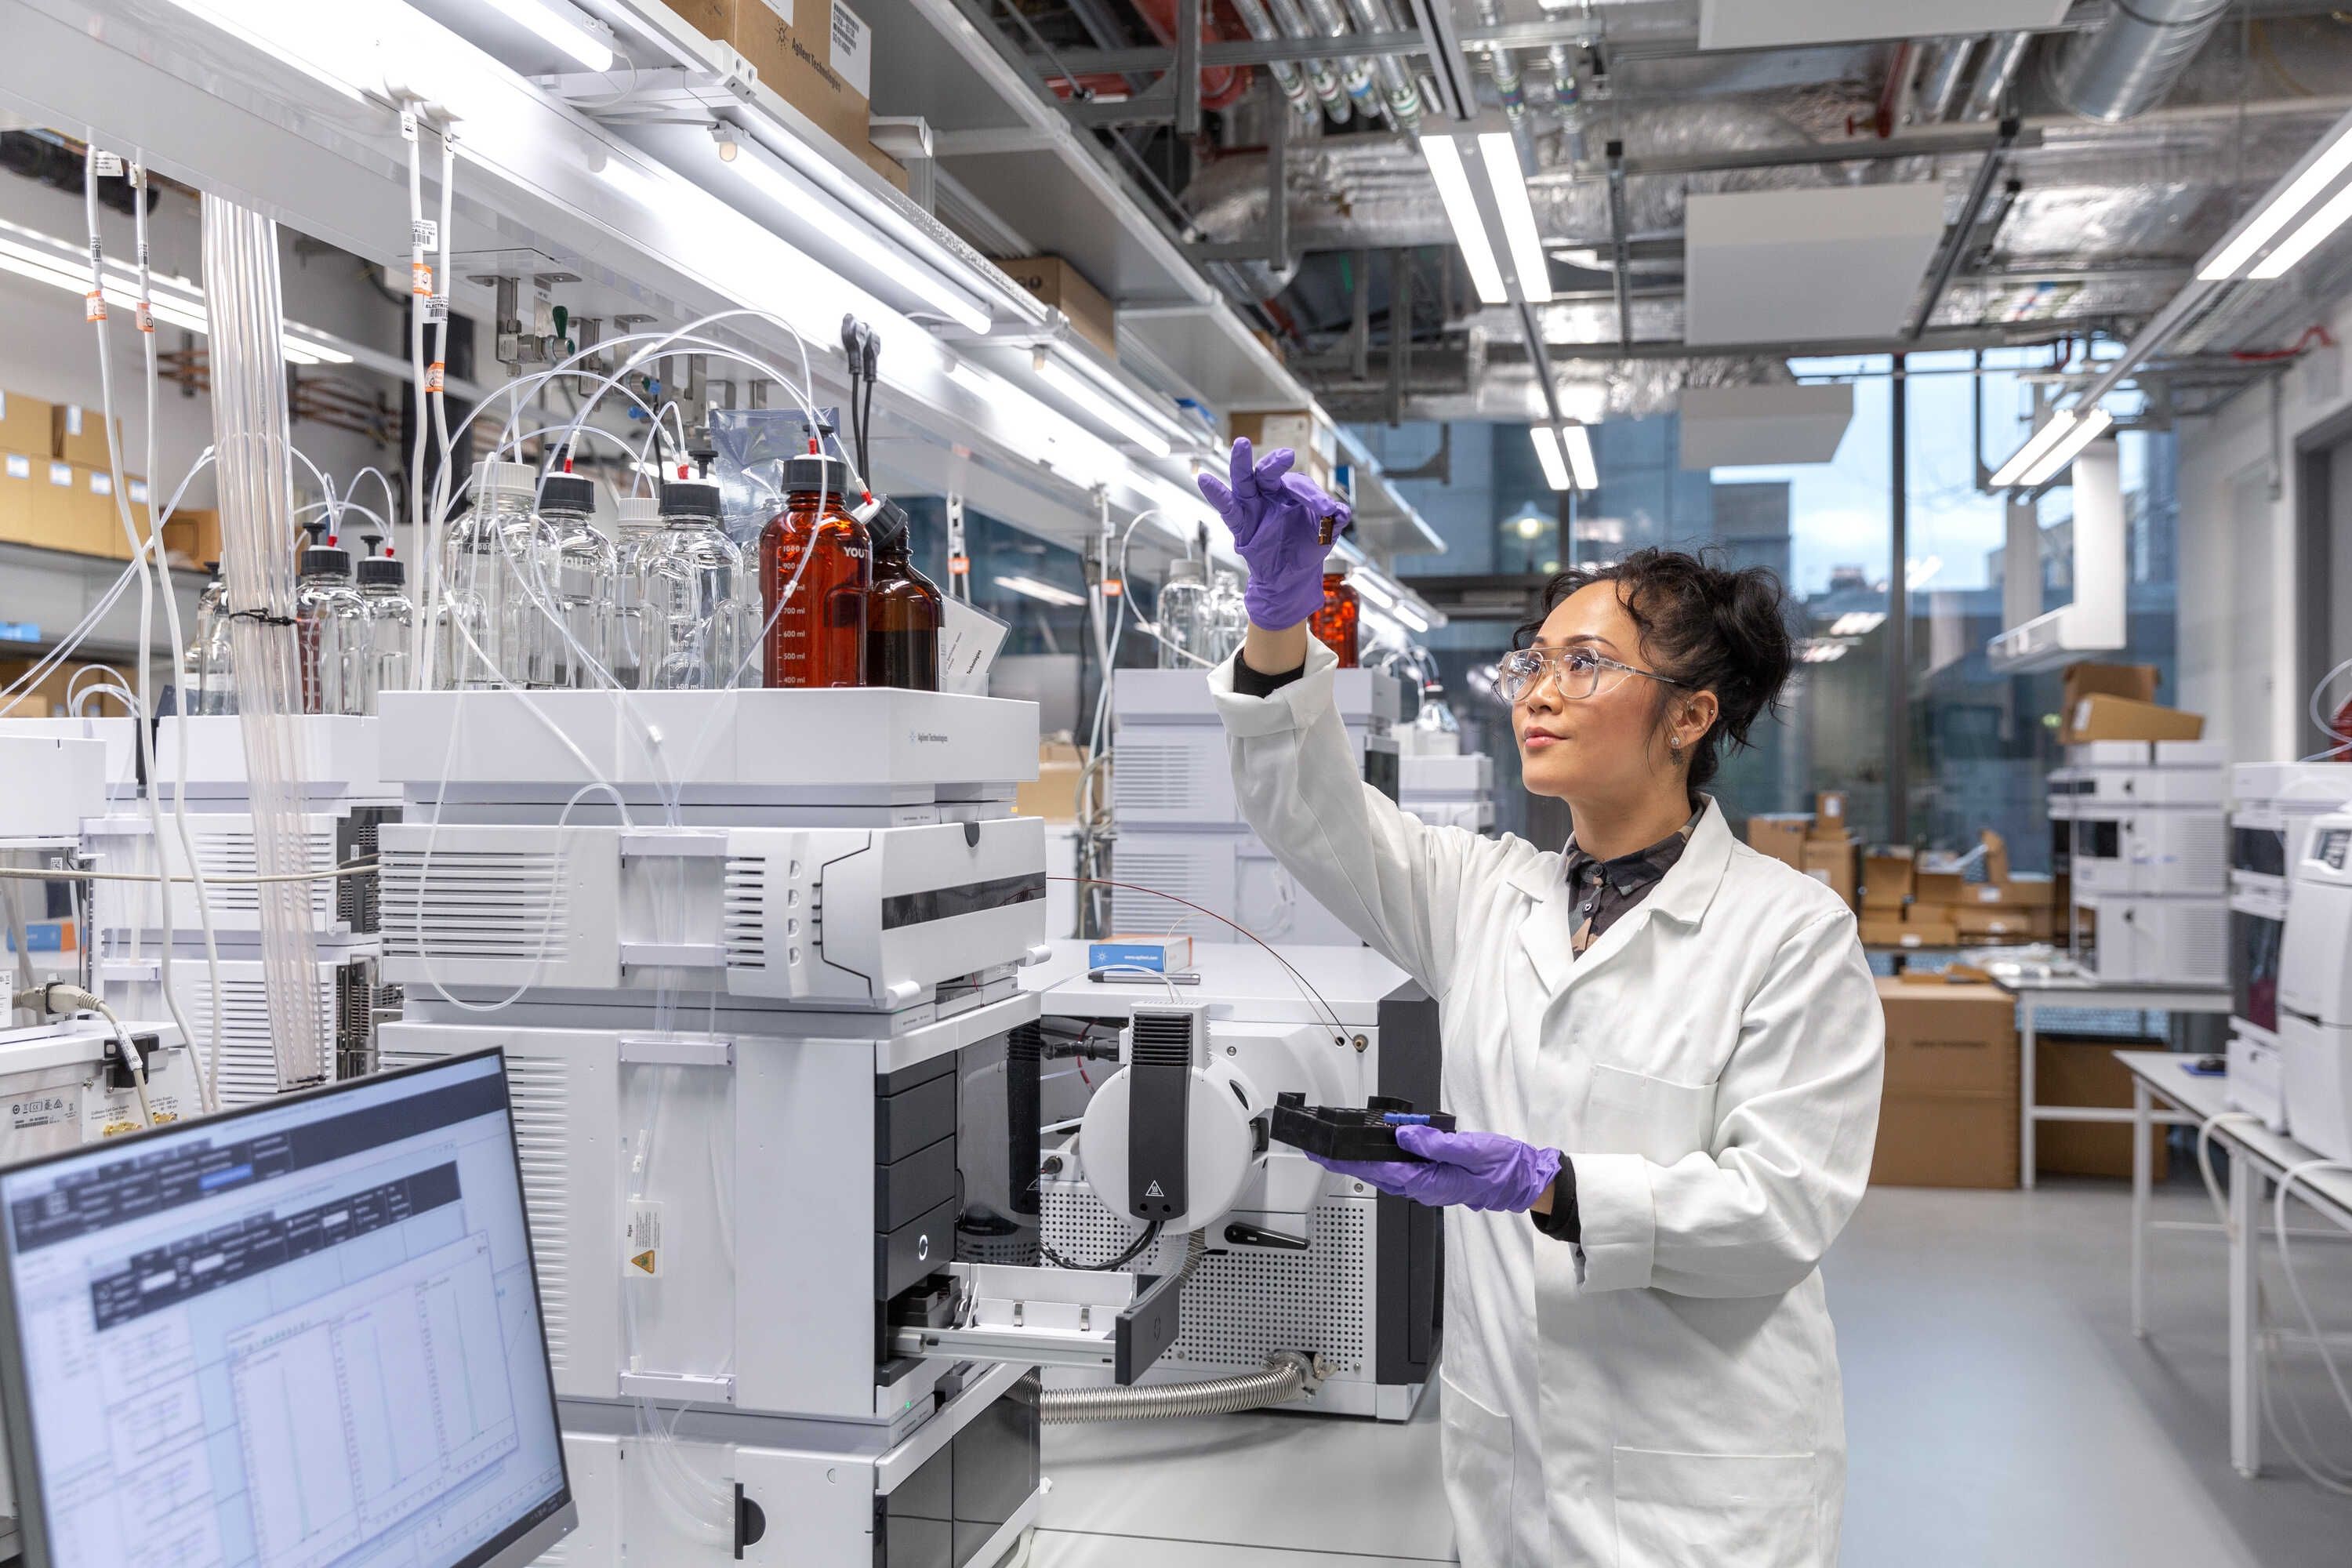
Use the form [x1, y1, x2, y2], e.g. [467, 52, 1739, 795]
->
[1040, 1351, 1316, 1424]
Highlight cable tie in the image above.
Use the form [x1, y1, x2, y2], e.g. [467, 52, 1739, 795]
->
[223, 608, 296, 627]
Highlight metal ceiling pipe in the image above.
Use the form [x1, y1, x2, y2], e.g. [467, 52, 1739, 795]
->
[1343, 0, 1425, 131]
[1962, 31, 2031, 120]
[1478, 0, 1538, 167]
[1268, 0, 1353, 123]
[1299, 0, 1388, 124]
[1918, 35, 1980, 123]
[2049, 0, 2233, 122]
[1232, 0, 1318, 124]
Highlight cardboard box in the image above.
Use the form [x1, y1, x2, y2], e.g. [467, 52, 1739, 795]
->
[1872, 1093, 2020, 1189]
[1229, 409, 1338, 490]
[0, 390, 52, 456]
[0, 656, 130, 718]
[1859, 915, 1911, 947]
[2065, 692, 2205, 744]
[162, 508, 223, 568]
[1799, 835, 1857, 908]
[50, 403, 122, 468]
[1900, 910, 1960, 946]
[71, 464, 138, 560]
[2035, 1038, 2169, 1180]
[2060, 661, 2158, 742]
[0, 450, 34, 543]
[660, 0, 873, 155]
[1969, 873, 2056, 909]
[1862, 847, 1914, 909]
[1811, 791, 1850, 837]
[1955, 906, 2053, 942]
[1002, 256, 1116, 358]
[1746, 813, 1812, 869]
[1016, 741, 1086, 822]
[1980, 829, 2012, 886]
[1914, 870, 1966, 906]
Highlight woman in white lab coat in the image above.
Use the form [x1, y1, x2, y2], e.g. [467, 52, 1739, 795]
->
[1196, 441, 1886, 1568]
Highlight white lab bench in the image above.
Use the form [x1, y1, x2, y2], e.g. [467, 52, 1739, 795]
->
[2119, 1050, 2352, 1479]
[1991, 972, 2233, 1189]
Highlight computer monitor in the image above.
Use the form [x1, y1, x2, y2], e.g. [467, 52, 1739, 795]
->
[0, 1049, 575, 1568]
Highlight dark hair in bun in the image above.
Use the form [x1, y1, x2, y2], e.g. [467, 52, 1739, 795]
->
[1512, 546, 1799, 789]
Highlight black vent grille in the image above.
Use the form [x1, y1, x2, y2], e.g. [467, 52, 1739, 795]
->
[335, 806, 395, 932]
[1129, 1011, 1196, 1069]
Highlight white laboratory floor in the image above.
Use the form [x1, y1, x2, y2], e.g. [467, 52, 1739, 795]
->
[1029, 1178, 2352, 1566]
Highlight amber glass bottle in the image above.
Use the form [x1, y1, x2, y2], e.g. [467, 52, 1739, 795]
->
[1309, 571, 1360, 668]
[760, 453, 871, 688]
[865, 500, 943, 690]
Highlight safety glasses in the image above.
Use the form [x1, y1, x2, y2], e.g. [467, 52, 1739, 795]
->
[1496, 645, 1690, 705]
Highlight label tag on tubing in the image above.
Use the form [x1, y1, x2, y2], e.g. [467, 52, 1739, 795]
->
[412, 261, 433, 296]
[83, 292, 105, 323]
[134, 300, 153, 334]
[92, 151, 123, 177]
[401, 110, 418, 142]
[412, 218, 438, 250]
[938, 597, 1009, 695]
[424, 294, 448, 325]
[424, 362, 446, 394]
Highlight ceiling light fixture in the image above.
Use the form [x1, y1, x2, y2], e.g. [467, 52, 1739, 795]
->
[1421, 135, 1506, 306]
[1560, 423, 1598, 491]
[1530, 425, 1570, 491]
[483, 0, 614, 72]
[2017, 407, 2114, 487]
[2200, 120, 2352, 280]
[1988, 408, 2078, 488]
[2250, 178, 2352, 280]
[993, 574, 1087, 608]
[1476, 132, 1552, 303]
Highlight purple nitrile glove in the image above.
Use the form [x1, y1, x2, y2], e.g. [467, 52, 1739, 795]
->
[1196, 437, 1353, 630]
[1308, 1124, 1563, 1213]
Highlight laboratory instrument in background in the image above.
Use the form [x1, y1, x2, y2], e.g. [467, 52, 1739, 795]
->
[1392, 652, 1494, 833]
[641, 477, 752, 690]
[1020, 941, 1443, 1421]
[540, 470, 619, 688]
[371, 682, 1174, 1563]
[1109, 665, 1399, 943]
[1310, 570, 1361, 667]
[760, 452, 871, 688]
[866, 497, 942, 690]
[2048, 739, 2227, 984]
[0, 1051, 576, 1568]
[89, 713, 398, 1102]
[1155, 558, 1212, 669]
[2278, 808, 2352, 1161]
[2224, 764, 2352, 1131]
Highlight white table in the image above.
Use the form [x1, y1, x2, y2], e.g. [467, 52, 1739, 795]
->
[1991, 973, 2232, 1189]
[2119, 1049, 2352, 1479]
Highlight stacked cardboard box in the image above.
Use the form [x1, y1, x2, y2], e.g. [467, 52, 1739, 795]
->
[1001, 256, 1117, 358]
[1857, 846, 1911, 946]
[0, 390, 150, 561]
[0, 656, 133, 718]
[1799, 791, 1856, 909]
[2035, 1036, 2169, 1180]
[2058, 660, 2204, 744]
[658, 0, 899, 187]
[1229, 409, 1341, 492]
[1014, 740, 1087, 822]
[1746, 813, 1810, 869]
[1871, 976, 2019, 1189]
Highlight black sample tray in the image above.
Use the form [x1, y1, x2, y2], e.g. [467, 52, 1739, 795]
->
[1269, 1093, 1456, 1162]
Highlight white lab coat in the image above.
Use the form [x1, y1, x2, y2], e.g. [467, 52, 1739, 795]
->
[1211, 641, 1885, 1567]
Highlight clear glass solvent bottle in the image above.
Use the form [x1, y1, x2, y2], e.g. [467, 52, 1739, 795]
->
[185, 566, 236, 716]
[641, 478, 750, 690]
[539, 472, 618, 688]
[760, 453, 870, 688]
[610, 494, 663, 691]
[437, 459, 560, 689]
[356, 546, 415, 710]
[1156, 558, 1211, 668]
[295, 533, 370, 715]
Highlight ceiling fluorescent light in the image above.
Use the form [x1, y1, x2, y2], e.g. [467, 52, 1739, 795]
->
[1476, 132, 1552, 304]
[993, 574, 1087, 608]
[1560, 423, 1598, 491]
[1035, 357, 1172, 457]
[1352, 575, 1397, 610]
[2201, 120, 2352, 280]
[2251, 177, 2352, 280]
[1421, 136, 1506, 306]
[1394, 602, 1431, 634]
[726, 144, 991, 333]
[483, 0, 613, 71]
[1530, 425, 1570, 491]
[1534, 423, 1571, 491]
[2018, 407, 2113, 487]
[1988, 408, 2077, 488]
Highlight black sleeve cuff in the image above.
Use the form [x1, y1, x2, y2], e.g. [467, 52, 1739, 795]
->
[1527, 1156, 1580, 1244]
[1230, 655, 1307, 698]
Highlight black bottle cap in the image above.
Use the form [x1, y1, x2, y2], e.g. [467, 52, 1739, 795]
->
[784, 453, 858, 499]
[357, 555, 406, 588]
[300, 545, 351, 579]
[660, 478, 723, 521]
[868, 497, 911, 549]
[539, 473, 597, 514]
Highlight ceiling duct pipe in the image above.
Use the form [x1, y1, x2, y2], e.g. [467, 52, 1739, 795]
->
[1299, 0, 1388, 124]
[1343, 0, 1425, 131]
[1962, 31, 2031, 120]
[1232, 0, 1318, 125]
[1919, 36, 1980, 123]
[2049, 0, 2233, 122]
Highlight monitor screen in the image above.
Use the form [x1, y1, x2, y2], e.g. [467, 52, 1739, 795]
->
[0, 1051, 572, 1568]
